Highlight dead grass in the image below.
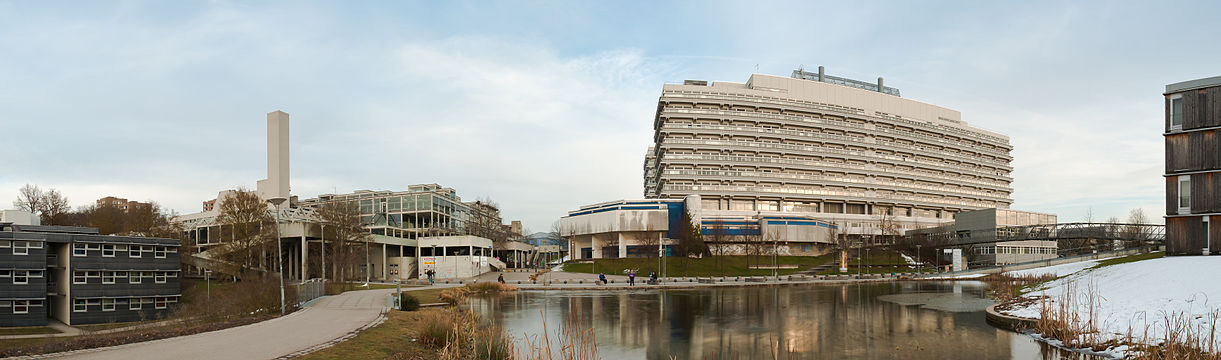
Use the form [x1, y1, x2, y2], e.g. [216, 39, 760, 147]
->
[0, 326, 60, 336]
[302, 305, 598, 360]
[979, 273, 1059, 302]
[439, 282, 519, 305]
[1030, 278, 1221, 359]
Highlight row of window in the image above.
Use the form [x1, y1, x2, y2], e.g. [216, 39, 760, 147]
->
[73, 296, 178, 312]
[0, 299, 43, 314]
[73, 270, 179, 285]
[976, 247, 1057, 255]
[0, 270, 44, 284]
[0, 240, 44, 255]
[73, 243, 178, 258]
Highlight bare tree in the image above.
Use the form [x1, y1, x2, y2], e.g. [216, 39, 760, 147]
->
[1125, 208, 1152, 241]
[215, 189, 274, 274]
[82, 204, 127, 235]
[467, 198, 510, 247]
[704, 221, 729, 275]
[12, 184, 43, 214]
[38, 189, 70, 225]
[316, 200, 368, 288]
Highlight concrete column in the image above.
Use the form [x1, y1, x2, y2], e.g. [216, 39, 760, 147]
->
[618, 233, 628, 259]
[300, 234, 307, 280]
[382, 243, 388, 280]
[592, 234, 604, 259]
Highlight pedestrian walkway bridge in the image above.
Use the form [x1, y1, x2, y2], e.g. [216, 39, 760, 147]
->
[921, 222, 1165, 247]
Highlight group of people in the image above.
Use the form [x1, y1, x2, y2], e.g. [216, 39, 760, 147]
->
[598, 270, 659, 286]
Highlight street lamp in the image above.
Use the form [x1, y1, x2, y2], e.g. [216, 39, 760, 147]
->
[267, 197, 288, 316]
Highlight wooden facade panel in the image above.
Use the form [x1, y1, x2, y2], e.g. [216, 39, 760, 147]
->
[1191, 173, 1215, 213]
[1212, 216, 1221, 253]
[1166, 133, 1187, 172]
[1167, 216, 1205, 255]
[1165, 130, 1221, 173]
[1183, 89, 1202, 129]
[1165, 97, 1172, 132]
[1211, 87, 1221, 127]
[1167, 177, 1178, 215]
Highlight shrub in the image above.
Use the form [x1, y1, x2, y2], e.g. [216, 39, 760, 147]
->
[399, 293, 420, 311]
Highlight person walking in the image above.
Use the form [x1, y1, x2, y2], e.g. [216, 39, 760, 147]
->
[599, 273, 607, 285]
[628, 270, 636, 286]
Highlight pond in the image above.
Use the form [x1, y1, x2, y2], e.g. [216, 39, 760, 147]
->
[465, 281, 1098, 359]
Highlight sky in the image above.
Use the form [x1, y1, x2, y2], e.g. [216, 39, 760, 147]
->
[1, 0, 1217, 231]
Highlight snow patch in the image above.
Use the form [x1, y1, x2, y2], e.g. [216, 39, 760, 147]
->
[1002, 255, 1221, 354]
[1003, 257, 1113, 278]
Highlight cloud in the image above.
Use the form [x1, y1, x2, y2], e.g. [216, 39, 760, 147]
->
[286, 36, 668, 230]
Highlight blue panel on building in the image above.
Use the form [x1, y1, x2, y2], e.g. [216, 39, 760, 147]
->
[666, 202, 685, 239]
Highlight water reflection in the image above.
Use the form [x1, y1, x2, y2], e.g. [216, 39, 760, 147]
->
[466, 282, 1097, 359]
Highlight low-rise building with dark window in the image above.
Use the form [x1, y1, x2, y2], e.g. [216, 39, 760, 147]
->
[0, 221, 181, 327]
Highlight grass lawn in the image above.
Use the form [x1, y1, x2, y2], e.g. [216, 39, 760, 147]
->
[562, 254, 836, 277]
[298, 308, 444, 360]
[1090, 251, 1164, 269]
[399, 287, 446, 304]
[0, 327, 60, 336]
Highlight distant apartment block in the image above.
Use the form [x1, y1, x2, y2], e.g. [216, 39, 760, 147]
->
[96, 196, 151, 213]
[1165, 76, 1221, 255]
[643, 68, 1014, 239]
[0, 221, 180, 327]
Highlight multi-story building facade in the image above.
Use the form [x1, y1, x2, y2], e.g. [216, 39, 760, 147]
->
[95, 196, 151, 213]
[558, 196, 837, 259]
[1164, 76, 1221, 255]
[644, 68, 1014, 238]
[0, 221, 180, 327]
[300, 184, 514, 240]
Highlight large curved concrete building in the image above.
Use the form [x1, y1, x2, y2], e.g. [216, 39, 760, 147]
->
[644, 68, 1014, 238]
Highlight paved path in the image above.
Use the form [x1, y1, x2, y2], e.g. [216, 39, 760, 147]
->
[42, 289, 394, 360]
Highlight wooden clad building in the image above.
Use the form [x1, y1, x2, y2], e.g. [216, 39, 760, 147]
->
[1165, 76, 1221, 255]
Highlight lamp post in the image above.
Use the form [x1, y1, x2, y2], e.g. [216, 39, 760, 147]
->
[267, 197, 287, 315]
[320, 224, 326, 282]
[916, 244, 922, 275]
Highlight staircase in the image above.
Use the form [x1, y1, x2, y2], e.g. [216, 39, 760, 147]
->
[799, 255, 857, 276]
[487, 257, 507, 271]
[184, 247, 273, 280]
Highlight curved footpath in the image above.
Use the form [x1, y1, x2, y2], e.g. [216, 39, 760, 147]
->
[32, 288, 404, 360]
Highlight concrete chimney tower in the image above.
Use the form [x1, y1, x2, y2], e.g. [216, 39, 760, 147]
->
[257, 110, 290, 207]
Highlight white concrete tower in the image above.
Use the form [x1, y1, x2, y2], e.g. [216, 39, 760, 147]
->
[257, 110, 290, 207]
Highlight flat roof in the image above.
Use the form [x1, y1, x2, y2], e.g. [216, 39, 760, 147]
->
[1166, 75, 1221, 94]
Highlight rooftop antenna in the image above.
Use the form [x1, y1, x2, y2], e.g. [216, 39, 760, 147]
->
[755, 63, 759, 74]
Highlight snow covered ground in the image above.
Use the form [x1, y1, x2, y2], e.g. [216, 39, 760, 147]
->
[925, 273, 987, 279]
[1002, 257, 1114, 278]
[1001, 255, 1221, 356]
